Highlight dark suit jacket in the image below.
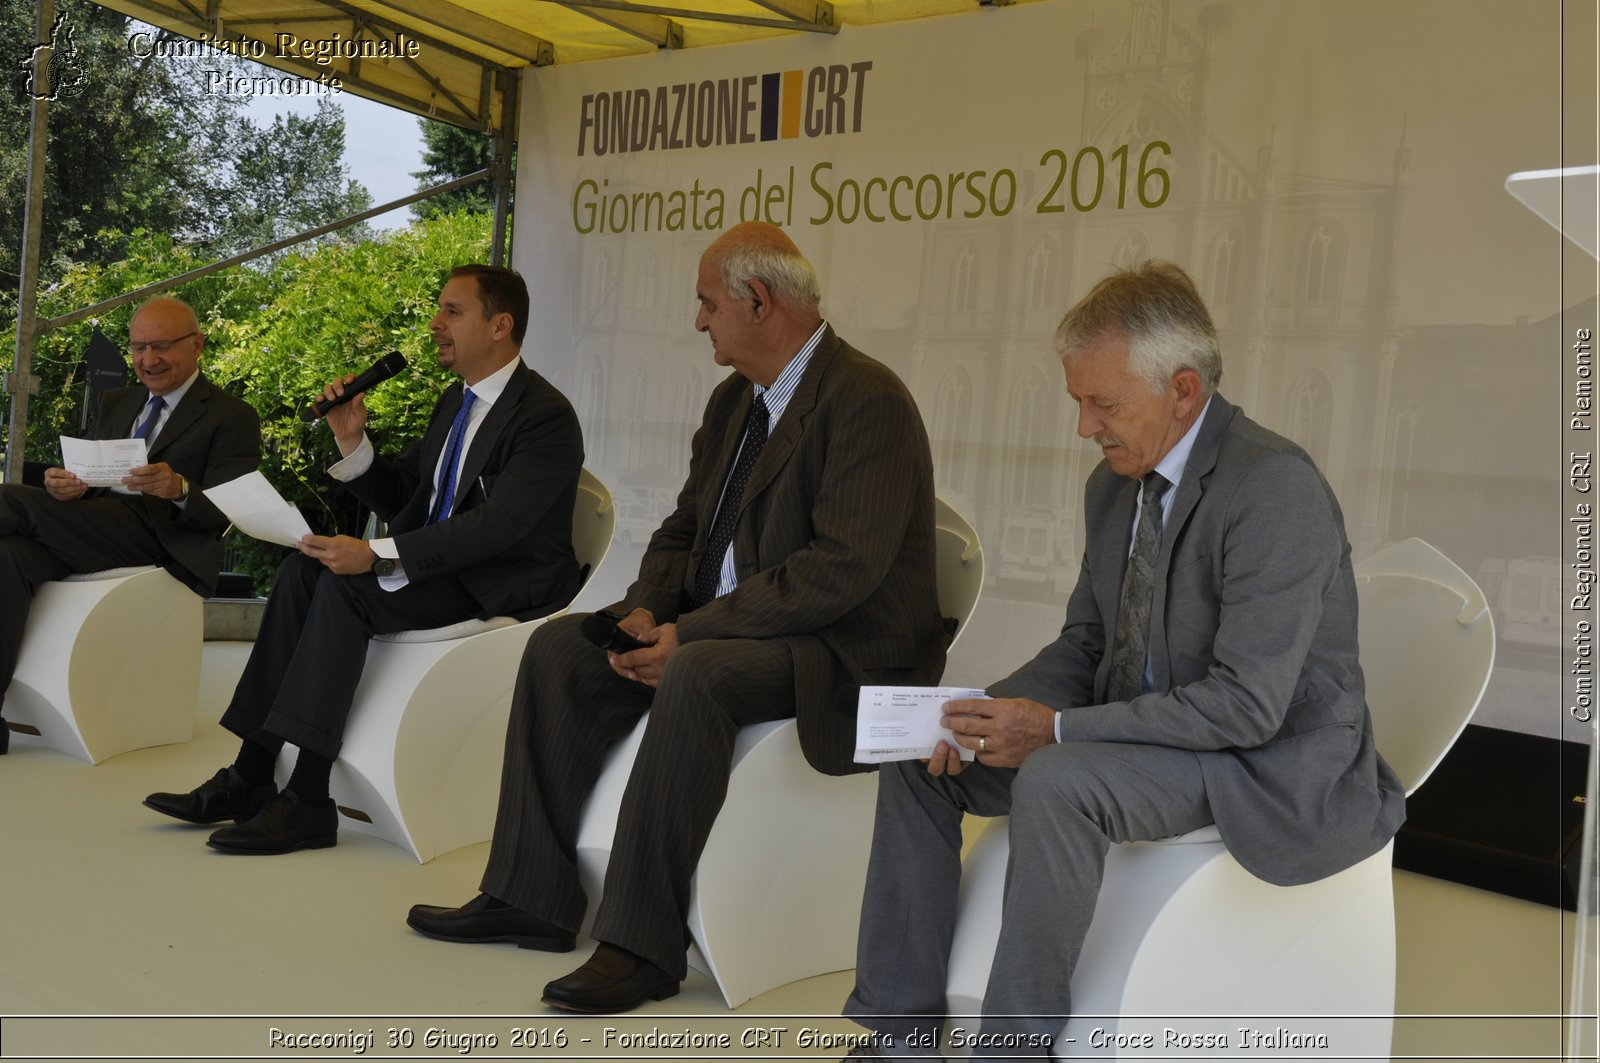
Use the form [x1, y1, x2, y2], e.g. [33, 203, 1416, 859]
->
[95, 376, 261, 596]
[612, 327, 947, 775]
[339, 361, 584, 621]
[990, 394, 1406, 886]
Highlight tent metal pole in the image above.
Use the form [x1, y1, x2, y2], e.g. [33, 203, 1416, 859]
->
[5, 0, 54, 484]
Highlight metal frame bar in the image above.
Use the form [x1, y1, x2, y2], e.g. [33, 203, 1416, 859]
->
[558, 0, 836, 35]
[38, 171, 493, 334]
[745, 0, 833, 27]
[5, 0, 55, 484]
[490, 70, 520, 265]
[106, 0, 519, 127]
[557, 2, 682, 48]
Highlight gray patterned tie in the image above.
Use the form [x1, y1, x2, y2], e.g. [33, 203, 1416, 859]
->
[1107, 472, 1170, 703]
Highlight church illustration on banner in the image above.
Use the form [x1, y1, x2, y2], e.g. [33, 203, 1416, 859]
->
[558, 0, 1570, 670]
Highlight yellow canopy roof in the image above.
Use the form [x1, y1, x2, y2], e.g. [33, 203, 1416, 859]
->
[97, 0, 1005, 133]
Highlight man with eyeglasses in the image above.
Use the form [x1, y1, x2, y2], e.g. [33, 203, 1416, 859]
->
[0, 295, 261, 754]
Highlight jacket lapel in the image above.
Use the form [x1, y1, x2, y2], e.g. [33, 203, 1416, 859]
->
[694, 378, 757, 551]
[391, 381, 462, 531]
[145, 376, 210, 460]
[1145, 393, 1235, 691]
[736, 326, 834, 511]
[456, 363, 526, 495]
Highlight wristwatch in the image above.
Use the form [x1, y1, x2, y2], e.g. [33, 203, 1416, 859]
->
[175, 475, 189, 501]
[373, 557, 398, 577]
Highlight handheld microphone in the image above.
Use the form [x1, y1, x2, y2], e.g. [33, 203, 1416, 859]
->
[301, 351, 408, 422]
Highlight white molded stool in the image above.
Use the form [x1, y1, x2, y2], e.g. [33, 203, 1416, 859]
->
[6, 566, 200, 764]
[942, 538, 1496, 1059]
[576, 498, 986, 1007]
[285, 469, 616, 863]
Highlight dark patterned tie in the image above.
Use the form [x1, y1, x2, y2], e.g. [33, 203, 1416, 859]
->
[692, 394, 770, 609]
[132, 395, 166, 441]
[1107, 472, 1171, 703]
[427, 388, 476, 525]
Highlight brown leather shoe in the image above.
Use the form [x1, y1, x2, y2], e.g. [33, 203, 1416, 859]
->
[407, 894, 575, 952]
[143, 767, 277, 824]
[541, 942, 679, 1013]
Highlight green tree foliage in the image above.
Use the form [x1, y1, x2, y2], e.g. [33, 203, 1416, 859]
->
[197, 98, 374, 254]
[3, 212, 494, 592]
[0, 2, 237, 292]
[0, 2, 371, 294]
[410, 118, 501, 219]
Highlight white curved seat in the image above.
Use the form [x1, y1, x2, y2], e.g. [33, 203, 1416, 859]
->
[943, 537, 1495, 1059]
[298, 469, 614, 863]
[577, 498, 986, 1007]
[5, 566, 200, 764]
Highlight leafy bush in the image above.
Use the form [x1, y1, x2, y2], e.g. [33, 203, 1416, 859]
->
[2, 212, 494, 593]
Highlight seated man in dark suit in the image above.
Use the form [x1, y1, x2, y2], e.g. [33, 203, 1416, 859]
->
[143, 265, 585, 854]
[407, 222, 947, 1013]
[0, 295, 261, 755]
[840, 262, 1407, 1060]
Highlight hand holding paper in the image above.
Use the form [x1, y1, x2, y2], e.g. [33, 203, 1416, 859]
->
[202, 471, 314, 548]
[60, 436, 147, 489]
[854, 686, 989, 764]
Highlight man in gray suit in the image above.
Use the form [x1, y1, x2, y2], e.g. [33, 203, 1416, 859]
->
[408, 222, 947, 1013]
[0, 295, 261, 754]
[841, 262, 1406, 1059]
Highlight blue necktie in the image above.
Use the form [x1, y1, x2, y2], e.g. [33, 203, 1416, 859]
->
[427, 388, 476, 525]
[132, 395, 166, 441]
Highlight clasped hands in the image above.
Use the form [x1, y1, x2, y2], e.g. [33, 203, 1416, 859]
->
[605, 607, 678, 687]
[44, 463, 185, 502]
[927, 696, 1056, 776]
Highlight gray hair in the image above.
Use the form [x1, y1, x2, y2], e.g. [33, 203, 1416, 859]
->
[718, 241, 822, 315]
[1053, 261, 1221, 394]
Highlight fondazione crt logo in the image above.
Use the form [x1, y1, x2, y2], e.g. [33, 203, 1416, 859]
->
[576, 61, 873, 156]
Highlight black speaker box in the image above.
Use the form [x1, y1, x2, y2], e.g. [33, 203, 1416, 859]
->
[1394, 724, 1590, 910]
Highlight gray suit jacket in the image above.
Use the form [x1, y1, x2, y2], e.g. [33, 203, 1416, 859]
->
[990, 394, 1405, 885]
[613, 327, 947, 775]
[96, 376, 261, 597]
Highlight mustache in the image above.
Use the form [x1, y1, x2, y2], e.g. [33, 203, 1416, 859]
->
[1094, 434, 1123, 448]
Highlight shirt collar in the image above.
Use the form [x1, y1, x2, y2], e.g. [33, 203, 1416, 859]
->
[463, 356, 519, 406]
[754, 321, 827, 426]
[1154, 395, 1213, 491]
[152, 368, 200, 410]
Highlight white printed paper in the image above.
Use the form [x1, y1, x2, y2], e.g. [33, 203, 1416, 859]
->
[854, 685, 990, 764]
[203, 471, 314, 548]
[60, 436, 147, 488]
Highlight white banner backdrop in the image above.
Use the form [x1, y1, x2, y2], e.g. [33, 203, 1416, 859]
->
[513, 0, 1594, 744]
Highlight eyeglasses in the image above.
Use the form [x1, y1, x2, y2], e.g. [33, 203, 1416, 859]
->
[128, 332, 197, 356]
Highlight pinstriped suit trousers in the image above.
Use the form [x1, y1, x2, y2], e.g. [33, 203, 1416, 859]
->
[481, 613, 796, 979]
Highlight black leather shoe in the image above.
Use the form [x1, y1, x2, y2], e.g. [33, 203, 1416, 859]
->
[541, 942, 679, 1013]
[0, 718, 10, 755]
[206, 790, 337, 854]
[143, 767, 277, 824]
[407, 893, 575, 952]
